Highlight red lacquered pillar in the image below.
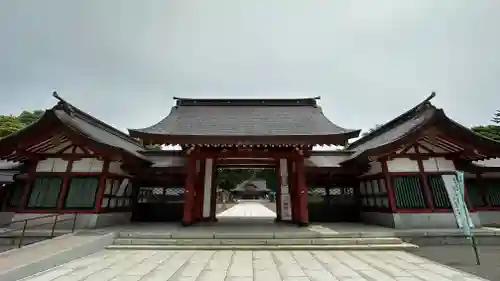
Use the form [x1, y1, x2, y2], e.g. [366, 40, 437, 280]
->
[182, 156, 197, 226]
[295, 156, 309, 227]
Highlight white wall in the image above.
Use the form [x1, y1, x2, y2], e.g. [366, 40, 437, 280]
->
[422, 157, 455, 172]
[385, 157, 456, 173]
[386, 158, 419, 172]
[71, 158, 103, 172]
[36, 158, 68, 172]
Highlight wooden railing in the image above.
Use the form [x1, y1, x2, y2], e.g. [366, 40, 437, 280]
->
[0, 213, 79, 248]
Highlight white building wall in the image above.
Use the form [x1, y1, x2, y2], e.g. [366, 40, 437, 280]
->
[422, 157, 455, 172]
[71, 158, 104, 172]
[36, 158, 68, 172]
[386, 158, 419, 172]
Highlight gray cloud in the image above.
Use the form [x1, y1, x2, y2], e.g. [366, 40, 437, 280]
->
[0, 0, 499, 135]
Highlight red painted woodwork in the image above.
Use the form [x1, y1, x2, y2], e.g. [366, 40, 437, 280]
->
[415, 146, 435, 210]
[95, 160, 110, 212]
[275, 163, 282, 221]
[209, 160, 217, 221]
[56, 159, 75, 210]
[215, 158, 276, 166]
[288, 159, 298, 223]
[194, 159, 205, 221]
[380, 159, 397, 212]
[189, 147, 304, 160]
[295, 156, 309, 226]
[19, 161, 38, 211]
[182, 156, 197, 225]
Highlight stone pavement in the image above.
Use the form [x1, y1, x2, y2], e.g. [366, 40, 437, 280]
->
[21, 250, 488, 281]
[217, 201, 277, 219]
[414, 245, 500, 281]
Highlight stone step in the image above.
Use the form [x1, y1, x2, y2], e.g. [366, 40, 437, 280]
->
[106, 243, 418, 251]
[116, 231, 398, 239]
[113, 237, 405, 246]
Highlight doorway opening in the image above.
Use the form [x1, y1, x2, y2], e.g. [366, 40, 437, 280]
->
[215, 166, 278, 222]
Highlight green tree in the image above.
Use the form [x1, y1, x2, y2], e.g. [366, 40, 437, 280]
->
[0, 110, 45, 138]
[215, 169, 254, 191]
[0, 115, 24, 137]
[472, 125, 500, 141]
[472, 110, 500, 141]
[492, 110, 500, 124]
[17, 110, 44, 126]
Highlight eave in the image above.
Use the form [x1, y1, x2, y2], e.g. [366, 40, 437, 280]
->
[128, 130, 361, 147]
[0, 110, 150, 165]
[342, 109, 500, 165]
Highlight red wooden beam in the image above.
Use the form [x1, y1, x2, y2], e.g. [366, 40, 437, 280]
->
[95, 160, 110, 213]
[190, 147, 302, 159]
[214, 158, 276, 166]
[415, 145, 435, 210]
[380, 158, 396, 212]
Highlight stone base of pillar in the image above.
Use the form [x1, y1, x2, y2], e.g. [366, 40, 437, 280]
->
[274, 217, 282, 222]
[181, 220, 193, 227]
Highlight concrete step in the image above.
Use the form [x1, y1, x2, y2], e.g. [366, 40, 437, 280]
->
[106, 243, 418, 251]
[113, 237, 405, 246]
[116, 231, 399, 239]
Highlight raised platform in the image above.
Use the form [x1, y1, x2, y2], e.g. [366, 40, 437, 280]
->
[106, 219, 500, 250]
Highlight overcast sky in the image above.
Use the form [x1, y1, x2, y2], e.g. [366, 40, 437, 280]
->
[1, 1, 499, 136]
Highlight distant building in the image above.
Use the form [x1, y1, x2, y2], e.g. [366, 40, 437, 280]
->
[231, 179, 270, 199]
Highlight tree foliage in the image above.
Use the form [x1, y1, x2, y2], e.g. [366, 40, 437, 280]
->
[492, 110, 500, 124]
[0, 110, 44, 138]
[471, 110, 500, 142]
[472, 125, 500, 141]
[215, 168, 275, 191]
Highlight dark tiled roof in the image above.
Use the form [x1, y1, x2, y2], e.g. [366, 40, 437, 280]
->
[0, 93, 149, 162]
[52, 93, 147, 161]
[129, 97, 360, 144]
[343, 93, 500, 163]
[344, 105, 436, 162]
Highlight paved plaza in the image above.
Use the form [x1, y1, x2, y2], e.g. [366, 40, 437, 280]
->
[217, 201, 277, 219]
[21, 249, 487, 281]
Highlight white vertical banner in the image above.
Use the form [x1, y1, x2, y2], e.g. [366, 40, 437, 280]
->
[203, 158, 213, 218]
[280, 158, 292, 221]
[442, 173, 474, 231]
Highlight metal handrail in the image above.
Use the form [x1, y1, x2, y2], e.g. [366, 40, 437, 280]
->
[0, 213, 79, 248]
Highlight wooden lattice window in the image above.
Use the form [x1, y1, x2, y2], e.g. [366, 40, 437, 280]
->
[392, 176, 428, 209]
[27, 176, 62, 209]
[64, 177, 99, 209]
[428, 175, 452, 209]
[466, 179, 486, 208]
[101, 178, 133, 209]
[359, 179, 389, 210]
[486, 180, 500, 207]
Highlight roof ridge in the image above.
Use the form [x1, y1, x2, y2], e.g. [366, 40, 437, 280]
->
[173, 97, 321, 107]
[347, 92, 437, 149]
[52, 91, 143, 147]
